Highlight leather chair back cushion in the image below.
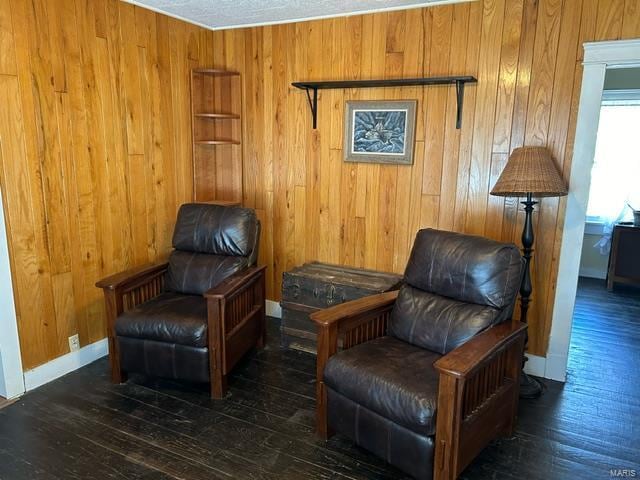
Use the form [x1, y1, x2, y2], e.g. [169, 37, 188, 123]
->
[165, 250, 249, 295]
[389, 285, 506, 354]
[404, 229, 523, 309]
[172, 203, 258, 257]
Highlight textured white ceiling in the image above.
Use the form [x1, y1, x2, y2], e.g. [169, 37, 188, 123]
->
[126, 0, 472, 31]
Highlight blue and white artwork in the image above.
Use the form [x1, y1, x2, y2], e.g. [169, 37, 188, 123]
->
[344, 100, 416, 165]
[352, 110, 407, 155]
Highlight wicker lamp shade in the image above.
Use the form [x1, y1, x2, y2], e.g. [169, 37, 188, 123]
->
[490, 146, 568, 197]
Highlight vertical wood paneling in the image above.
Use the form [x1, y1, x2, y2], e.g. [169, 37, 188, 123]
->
[230, 0, 640, 357]
[1, 0, 212, 369]
[2, 0, 639, 368]
[0, 0, 17, 75]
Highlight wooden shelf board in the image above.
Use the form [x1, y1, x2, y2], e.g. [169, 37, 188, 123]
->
[195, 140, 241, 145]
[196, 199, 242, 206]
[291, 75, 477, 129]
[291, 76, 477, 90]
[192, 69, 240, 76]
[194, 113, 241, 119]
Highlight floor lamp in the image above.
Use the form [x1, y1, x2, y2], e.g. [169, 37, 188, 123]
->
[490, 146, 568, 399]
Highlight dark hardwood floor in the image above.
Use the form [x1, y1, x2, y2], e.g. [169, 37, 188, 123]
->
[0, 277, 638, 479]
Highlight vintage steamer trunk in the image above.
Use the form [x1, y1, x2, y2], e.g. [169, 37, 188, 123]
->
[280, 262, 402, 353]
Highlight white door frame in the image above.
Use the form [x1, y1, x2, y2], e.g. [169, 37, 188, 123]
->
[544, 39, 640, 381]
[0, 192, 24, 399]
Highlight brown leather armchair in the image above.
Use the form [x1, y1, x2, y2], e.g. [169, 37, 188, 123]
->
[96, 203, 266, 399]
[312, 229, 526, 480]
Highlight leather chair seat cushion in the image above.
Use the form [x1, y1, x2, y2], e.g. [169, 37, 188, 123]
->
[327, 387, 435, 480]
[404, 229, 523, 309]
[115, 292, 208, 348]
[172, 203, 258, 257]
[389, 284, 505, 354]
[323, 336, 441, 436]
[165, 251, 249, 295]
[118, 336, 210, 383]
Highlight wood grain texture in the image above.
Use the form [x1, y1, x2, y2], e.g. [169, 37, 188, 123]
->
[218, 0, 640, 356]
[2, 0, 639, 370]
[0, 0, 213, 369]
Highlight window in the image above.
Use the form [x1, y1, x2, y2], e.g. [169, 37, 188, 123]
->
[587, 89, 640, 224]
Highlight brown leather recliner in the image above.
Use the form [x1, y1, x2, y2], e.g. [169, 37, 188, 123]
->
[312, 229, 527, 480]
[97, 203, 266, 399]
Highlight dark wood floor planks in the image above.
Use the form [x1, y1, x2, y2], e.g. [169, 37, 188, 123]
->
[0, 277, 638, 479]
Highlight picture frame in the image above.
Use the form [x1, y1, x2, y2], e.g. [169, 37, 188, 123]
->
[343, 100, 417, 165]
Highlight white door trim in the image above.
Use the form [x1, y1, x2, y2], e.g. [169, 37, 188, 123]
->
[545, 39, 640, 382]
[0, 193, 24, 399]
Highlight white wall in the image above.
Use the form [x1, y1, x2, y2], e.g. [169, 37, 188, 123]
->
[579, 231, 609, 279]
[0, 193, 24, 399]
[0, 354, 5, 395]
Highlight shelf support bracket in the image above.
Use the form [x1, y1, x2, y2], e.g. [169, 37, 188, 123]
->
[304, 87, 319, 129]
[455, 80, 465, 129]
[293, 76, 476, 130]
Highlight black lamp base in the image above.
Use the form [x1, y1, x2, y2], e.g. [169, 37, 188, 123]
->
[520, 371, 544, 399]
[519, 193, 543, 400]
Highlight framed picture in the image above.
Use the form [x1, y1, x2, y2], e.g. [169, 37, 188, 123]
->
[343, 100, 417, 165]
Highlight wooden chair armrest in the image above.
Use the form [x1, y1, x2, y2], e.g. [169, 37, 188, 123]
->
[433, 321, 526, 479]
[310, 290, 399, 327]
[203, 265, 267, 299]
[434, 321, 527, 379]
[313, 291, 399, 439]
[95, 261, 169, 291]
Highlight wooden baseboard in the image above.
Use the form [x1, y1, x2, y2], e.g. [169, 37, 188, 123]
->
[0, 397, 16, 410]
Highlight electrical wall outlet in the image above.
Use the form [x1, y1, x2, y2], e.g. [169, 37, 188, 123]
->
[68, 334, 80, 352]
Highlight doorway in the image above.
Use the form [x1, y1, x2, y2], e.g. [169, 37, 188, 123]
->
[546, 39, 640, 382]
[568, 66, 640, 395]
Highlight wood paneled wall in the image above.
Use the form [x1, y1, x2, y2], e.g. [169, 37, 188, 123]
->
[0, 0, 213, 369]
[215, 0, 640, 356]
[1, 0, 639, 370]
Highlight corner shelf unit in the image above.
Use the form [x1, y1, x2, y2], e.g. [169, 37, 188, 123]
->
[190, 68, 243, 204]
[291, 76, 477, 129]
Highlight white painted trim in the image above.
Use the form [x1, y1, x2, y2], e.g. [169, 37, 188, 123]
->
[583, 40, 640, 66]
[547, 39, 640, 383]
[584, 221, 605, 235]
[0, 193, 24, 399]
[266, 300, 282, 318]
[122, 0, 474, 32]
[23, 339, 108, 392]
[601, 89, 640, 101]
[523, 354, 546, 379]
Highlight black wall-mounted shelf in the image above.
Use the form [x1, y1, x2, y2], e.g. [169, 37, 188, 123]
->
[291, 76, 478, 129]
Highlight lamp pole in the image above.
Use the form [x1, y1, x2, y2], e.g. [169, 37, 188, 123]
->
[519, 193, 536, 324]
[519, 192, 543, 398]
[488, 146, 568, 399]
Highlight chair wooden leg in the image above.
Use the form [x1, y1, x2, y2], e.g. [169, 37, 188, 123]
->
[210, 370, 227, 399]
[111, 367, 127, 384]
[317, 382, 335, 440]
[108, 336, 127, 384]
[504, 337, 525, 437]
